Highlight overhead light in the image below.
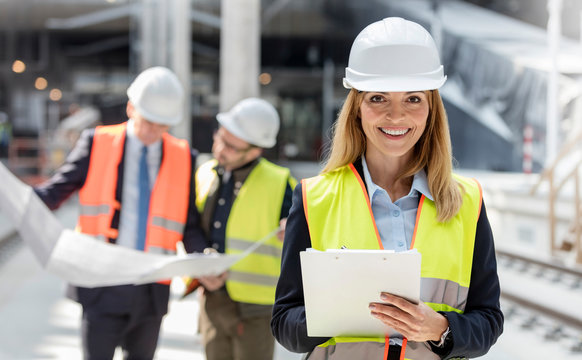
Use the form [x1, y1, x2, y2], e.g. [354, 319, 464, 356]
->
[35, 77, 48, 90]
[12, 60, 26, 73]
[49, 89, 63, 101]
[259, 72, 272, 85]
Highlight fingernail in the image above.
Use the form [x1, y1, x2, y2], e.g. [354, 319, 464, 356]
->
[380, 294, 388, 301]
[369, 304, 376, 310]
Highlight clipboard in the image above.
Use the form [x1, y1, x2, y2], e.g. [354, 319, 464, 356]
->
[300, 249, 421, 338]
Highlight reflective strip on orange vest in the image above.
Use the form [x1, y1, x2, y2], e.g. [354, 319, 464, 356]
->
[78, 124, 125, 240]
[307, 340, 439, 360]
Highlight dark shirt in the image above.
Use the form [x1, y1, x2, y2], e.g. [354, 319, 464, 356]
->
[271, 161, 503, 359]
[199, 157, 294, 253]
[197, 157, 294, 318]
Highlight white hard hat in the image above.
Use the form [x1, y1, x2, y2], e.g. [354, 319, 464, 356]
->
[126, 66, 184, 126]
[216, 98, 280, 148]
[343, 17, 446, 92]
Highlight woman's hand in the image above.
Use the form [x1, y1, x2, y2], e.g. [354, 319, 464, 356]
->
[369, 292, 449, 342]
[277, 218, 287, 242]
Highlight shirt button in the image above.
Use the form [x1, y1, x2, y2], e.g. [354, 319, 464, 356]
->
[392, 210, 400, 217]
[398, 241, 404, 247]
[235, 181, 243, 189]
[213, 221, 222, 229]
[218, 198, 225, 206]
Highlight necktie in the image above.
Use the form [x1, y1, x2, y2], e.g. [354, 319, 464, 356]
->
[136, 146, 150, 251]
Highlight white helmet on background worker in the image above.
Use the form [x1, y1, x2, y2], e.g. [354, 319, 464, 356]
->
[126, 66, 185, 126]
[343, 17, 446, 92]
[216, 98, 280, 148]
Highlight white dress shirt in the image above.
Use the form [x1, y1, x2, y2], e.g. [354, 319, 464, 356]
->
[361, 156, 433, 252]
[116, 119, 162, 249]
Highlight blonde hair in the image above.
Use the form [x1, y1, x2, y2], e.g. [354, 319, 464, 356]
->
[321, 89, 462, 222]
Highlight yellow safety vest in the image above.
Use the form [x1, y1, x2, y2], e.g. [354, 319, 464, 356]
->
[196, 158, 296, 304]
[302, 163, 481, 360]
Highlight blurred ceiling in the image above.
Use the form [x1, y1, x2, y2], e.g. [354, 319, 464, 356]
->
[0, 0, 359, 35]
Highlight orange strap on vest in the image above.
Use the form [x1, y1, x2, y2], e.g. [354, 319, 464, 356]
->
[78, 123, 126, 240]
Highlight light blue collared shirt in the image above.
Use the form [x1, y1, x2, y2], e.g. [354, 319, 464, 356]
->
[116, 119, 162, 249]
[361, 157, 433, 252]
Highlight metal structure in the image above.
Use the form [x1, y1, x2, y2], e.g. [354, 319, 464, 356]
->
[531, 131, 582, 264]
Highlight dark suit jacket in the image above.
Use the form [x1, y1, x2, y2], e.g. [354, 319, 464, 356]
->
[35, 126, 206, 316]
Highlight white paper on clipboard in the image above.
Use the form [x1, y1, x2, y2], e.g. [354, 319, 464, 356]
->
[300, 248, 421, 338]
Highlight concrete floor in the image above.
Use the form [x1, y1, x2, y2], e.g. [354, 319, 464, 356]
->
[2, 168, 582, 359]
[0, 242, 302, 360]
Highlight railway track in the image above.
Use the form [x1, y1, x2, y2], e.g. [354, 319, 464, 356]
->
[496, 248, 582, 354]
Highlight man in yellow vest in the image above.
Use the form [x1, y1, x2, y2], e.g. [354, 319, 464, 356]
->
[34, 67, 206, 359]
[190, 97, 296, 360]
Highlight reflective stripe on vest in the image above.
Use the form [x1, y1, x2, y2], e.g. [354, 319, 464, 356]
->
[78, 123, 191, 263]
[78, 124, 125, 240]
[196, 158, 296, 304]
[308, 339, 437, 360]
[302, 164, 481, 360]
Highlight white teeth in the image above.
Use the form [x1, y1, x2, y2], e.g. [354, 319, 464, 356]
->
[380, 128, 409, 136]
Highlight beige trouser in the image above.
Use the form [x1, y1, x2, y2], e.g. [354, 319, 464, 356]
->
[199, 289, 275, 360]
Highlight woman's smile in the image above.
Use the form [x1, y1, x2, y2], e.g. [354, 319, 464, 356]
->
[379, 127, 410, 137]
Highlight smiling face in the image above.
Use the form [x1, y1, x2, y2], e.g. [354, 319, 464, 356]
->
[359, 91, 430, 165]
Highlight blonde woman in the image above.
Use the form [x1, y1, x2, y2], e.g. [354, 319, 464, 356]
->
[271, 17, 503, 360]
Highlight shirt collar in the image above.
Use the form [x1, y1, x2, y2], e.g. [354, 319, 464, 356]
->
[410, 167, 433, 201]
[361, 156, 433, 202]
[213, 157, 260, 176]
[126, 118, 163, 152]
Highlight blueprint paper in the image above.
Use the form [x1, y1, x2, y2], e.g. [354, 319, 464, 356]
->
[0, 161, 269, 287]
[136, 252, 243, 285]
[45, 229, 244, 287]
[0, 162, 61, 265]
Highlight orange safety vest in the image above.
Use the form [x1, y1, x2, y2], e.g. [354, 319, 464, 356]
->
[77, 122, 192, 258]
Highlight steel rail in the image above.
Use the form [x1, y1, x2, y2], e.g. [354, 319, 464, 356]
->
[501, 290, 582, 332]
[496, 248, 582, 278]
[497, 248, 582, 333]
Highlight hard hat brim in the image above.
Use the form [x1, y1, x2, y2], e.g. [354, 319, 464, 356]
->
[130, 100, 182, 126]
[343, 75, 447, 93]
[216, 112, 276, 148]
[343, 63, 447, 92]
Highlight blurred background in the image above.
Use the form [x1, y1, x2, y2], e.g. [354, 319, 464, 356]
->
[0, 0, 582, 359]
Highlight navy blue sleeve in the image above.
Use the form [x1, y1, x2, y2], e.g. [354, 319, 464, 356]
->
[34, 129, 94, 210]
[272, 185, 504, 357]
[279, 180, 294, 220]
[182, 149, 209, 254]
[271, 182, 330, 353]
[443, 201, 504, 359]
